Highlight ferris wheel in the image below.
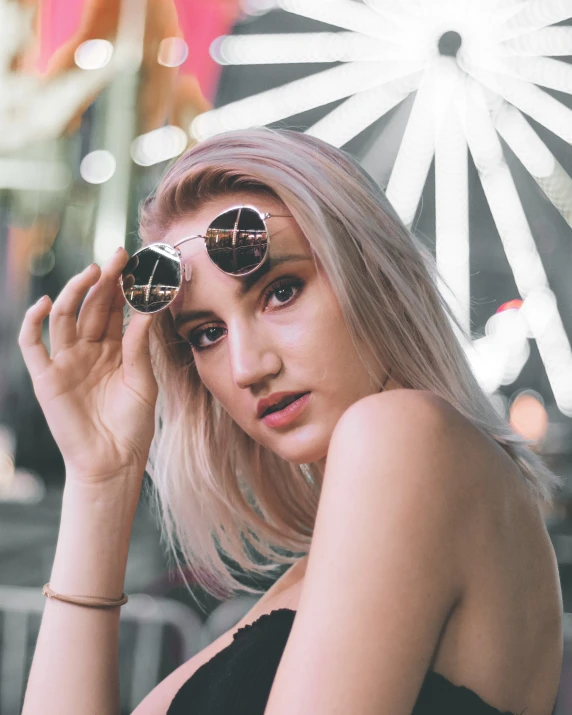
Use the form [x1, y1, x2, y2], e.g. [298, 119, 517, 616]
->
[190, 0, 572, 415]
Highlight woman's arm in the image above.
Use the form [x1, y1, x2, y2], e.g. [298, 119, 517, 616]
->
[17, 248, 158, 714]
[21, 477, 141, 715]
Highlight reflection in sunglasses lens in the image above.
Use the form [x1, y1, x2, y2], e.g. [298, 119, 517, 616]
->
[206, 207, 268, 275]
[121, 244, 181, 313]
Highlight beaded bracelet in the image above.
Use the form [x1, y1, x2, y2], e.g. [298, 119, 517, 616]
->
[42, 583, 129, 608]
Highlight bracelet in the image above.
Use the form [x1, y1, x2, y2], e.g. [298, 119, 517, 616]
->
[42, 583, 129, 609]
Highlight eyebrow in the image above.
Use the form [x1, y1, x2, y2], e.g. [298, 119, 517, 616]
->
[173, 254, 313, 330]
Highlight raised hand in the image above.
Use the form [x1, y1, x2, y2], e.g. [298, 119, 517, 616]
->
[18, 247, 159, 487]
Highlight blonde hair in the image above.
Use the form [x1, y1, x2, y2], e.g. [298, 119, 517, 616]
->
[137, 127, 563, 607]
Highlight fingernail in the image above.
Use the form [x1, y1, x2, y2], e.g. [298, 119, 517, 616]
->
[115, 247, 123, 254]
[35, 295, 47, 305]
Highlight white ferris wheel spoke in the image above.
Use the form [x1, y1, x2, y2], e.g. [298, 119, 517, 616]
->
[494, 55, 572, 95]
[457, 78, 572, 407]
[277, 0, 401, 41]
[434, 62, 470, 337]
[210, 32, 400, 65]
[497, 0, 572, 42]
[305, 71, 422, 147]
[191, 60, 423, 140]
[492, 0, 530, 25]
[385, 67, 439, 229]
[489, 95, 572, 228]
[457, 56, 572, 145]
[458, 78, 548, 298]
[362, 0, 413, 25]
[499, 26, 572, 56]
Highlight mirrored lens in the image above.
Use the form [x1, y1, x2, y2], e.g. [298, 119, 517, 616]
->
[205, 207, 268, 275]
[120, 244, 181, 313]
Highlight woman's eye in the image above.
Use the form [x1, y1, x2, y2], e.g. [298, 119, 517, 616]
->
[187, 326, 225, 351]
[186, 277, 304, 352]
[263, 277, 303, 310]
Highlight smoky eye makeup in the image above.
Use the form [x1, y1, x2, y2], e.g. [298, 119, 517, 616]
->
[181, 274, 306, 352]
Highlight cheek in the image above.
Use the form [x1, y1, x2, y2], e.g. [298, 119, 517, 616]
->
[196, 363, 247, 425]
[279, 292, 354, 384]
[309, 295, 362, 381]
[305, 289, 351, 352]
[276, 275, 342, 342]
[296, 279, 345, 343]
[194, 363, 226, 405]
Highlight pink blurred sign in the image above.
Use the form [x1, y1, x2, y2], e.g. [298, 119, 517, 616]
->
[36, 0, 239, 100]
[37, 0, 86, 73]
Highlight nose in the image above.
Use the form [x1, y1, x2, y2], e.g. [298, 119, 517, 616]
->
[227, 317, 282, 390]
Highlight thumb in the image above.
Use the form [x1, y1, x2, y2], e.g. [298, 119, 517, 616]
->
[122, 312, 158, 399]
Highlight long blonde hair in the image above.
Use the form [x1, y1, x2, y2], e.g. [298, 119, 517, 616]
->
[137, 127, 563, 606]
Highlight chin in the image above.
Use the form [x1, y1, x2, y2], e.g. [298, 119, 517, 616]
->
[264, 427, 329, 466]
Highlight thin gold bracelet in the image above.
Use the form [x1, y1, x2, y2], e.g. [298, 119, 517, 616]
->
[42, 583, 128, 608]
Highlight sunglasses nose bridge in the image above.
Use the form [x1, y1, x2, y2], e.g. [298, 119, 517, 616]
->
[170, 236, 207, 285]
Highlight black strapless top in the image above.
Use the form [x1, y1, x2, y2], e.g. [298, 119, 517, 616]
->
[167, 607, 520, 714]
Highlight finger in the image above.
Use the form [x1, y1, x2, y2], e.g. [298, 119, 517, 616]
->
[18, 295, 52, 378]
[77, 247, 130, 342]
[49, 263, 102, 357]
[104, 279, 127, 342]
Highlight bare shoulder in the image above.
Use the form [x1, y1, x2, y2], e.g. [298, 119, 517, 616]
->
[328, 387, 491, 508]
[334, 387, 462, 436]
[337, 387, 477, 437]
[262, 389, 498, 713]
[312, 386, 490, 621]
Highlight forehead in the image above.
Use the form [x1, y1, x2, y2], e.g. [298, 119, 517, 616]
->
[164, 193, 302, 255]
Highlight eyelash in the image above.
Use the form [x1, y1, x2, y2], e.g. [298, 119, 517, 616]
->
[185, 277, 304, 352]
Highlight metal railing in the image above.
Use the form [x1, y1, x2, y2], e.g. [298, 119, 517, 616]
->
[0, 585, 205, 714]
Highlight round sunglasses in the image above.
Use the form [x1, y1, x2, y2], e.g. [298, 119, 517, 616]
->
[120, 205, 291, 314]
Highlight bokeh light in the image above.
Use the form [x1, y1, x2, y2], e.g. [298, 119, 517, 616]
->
[27, 250, 56, 277]
[131, 125, 188, 166]
[509, 389, 550, 445]
[74, 39, 114, 69]
[80, 150, 117, 184]
[157, 37, 189, 67]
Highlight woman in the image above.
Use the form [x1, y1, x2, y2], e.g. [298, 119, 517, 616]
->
[19, 128, 563, 715]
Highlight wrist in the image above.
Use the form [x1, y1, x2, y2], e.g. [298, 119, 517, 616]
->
[63, 468, 144, 506]
[51, 479, 141, 598]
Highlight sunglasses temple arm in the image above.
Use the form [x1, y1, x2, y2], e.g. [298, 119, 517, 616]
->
[172, 235, 204, 250]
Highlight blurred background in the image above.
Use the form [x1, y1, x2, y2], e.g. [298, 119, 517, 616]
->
[1, 0, 572, 712]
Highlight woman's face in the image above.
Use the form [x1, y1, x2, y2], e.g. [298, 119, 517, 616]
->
[167, 192, 387, 471]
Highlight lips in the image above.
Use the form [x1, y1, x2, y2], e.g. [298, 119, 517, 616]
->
[263, 393, 308, 416]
